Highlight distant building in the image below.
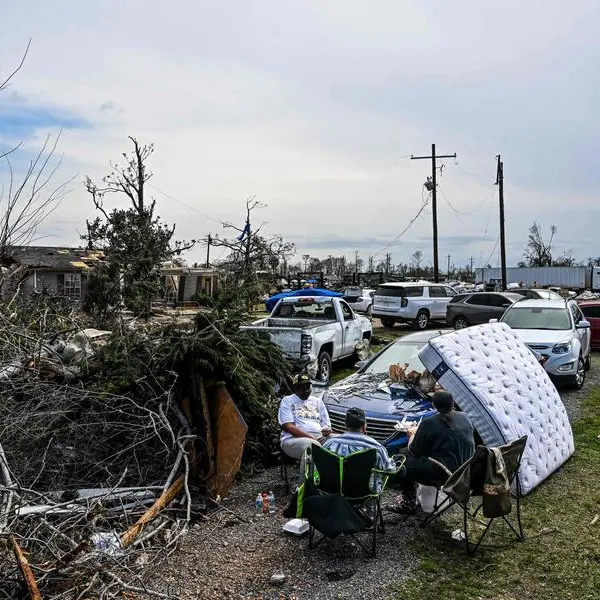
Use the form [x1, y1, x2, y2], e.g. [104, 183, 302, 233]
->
[1, 246, 104, 298]
[160, 264, 219, 304]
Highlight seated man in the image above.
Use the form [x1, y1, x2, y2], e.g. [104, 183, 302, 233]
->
[278, 373, 331, 479]
[323, 407, 401, 491]
[393, 391, 475, 514]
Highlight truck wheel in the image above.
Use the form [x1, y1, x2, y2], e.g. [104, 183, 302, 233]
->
[453, 316, 469, 330]
[584, 353, 592, 371]
[316, 351, 332, 384]
[413, 310, 429, 330]
[366, 304, 373, 317]
[381, 318, 395, 328]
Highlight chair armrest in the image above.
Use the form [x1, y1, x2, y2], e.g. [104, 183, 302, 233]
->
[372, 455, 406, 493]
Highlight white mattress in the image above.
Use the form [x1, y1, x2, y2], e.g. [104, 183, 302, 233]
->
[418, 322, 574, 495]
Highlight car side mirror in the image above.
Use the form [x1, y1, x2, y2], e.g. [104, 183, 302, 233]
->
[354, 360, 367, 371]
[489, 318, 499, 323]
[577, 320, 591, 329]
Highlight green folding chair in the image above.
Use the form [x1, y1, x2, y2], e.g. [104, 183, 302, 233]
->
[297, 444, 405, 557]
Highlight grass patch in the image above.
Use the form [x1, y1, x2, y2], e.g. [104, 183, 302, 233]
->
[392, 389, 600, 600]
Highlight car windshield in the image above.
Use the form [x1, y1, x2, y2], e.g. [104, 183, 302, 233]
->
[363, 341, 426, 374]
[502, 307, 571, 330]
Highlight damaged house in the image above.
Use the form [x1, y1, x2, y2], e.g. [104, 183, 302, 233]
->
[0, 246, 103, 299]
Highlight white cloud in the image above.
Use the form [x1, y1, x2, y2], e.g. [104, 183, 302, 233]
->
[1, 0, 599, 268]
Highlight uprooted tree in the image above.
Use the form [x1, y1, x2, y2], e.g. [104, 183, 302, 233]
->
[83, 137, 194, 322]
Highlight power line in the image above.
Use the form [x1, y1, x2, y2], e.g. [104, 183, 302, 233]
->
[372, 191, 431, 259]
[483, 236, 500, 267]
[148, 183, 222, 225]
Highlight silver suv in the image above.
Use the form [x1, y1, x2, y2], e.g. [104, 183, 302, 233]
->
[372, 282, 458, 330]
[499, 298, 591, 389]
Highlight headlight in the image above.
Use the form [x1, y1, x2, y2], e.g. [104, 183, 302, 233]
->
[552, 343, 571, 354]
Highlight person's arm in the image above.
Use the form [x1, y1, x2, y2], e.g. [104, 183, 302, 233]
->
[318, 399, 332, 437]
[281, 422, 318, 440]
[407, 422, 429, 457]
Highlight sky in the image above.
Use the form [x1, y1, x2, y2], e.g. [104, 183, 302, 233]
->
[1, 0, 599, 271]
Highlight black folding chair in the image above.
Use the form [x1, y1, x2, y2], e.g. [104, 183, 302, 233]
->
[301, 445, 404, 557]
[420, 435, 528, 555]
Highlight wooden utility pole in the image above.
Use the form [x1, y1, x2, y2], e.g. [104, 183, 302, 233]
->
[206, 234, 212, 268]
[411, 144, 457, 283]
[496, 155, 507, 291]
[447, 254, 451, 279]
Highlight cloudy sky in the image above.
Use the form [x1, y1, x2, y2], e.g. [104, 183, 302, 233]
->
[1, 1, 599, 270]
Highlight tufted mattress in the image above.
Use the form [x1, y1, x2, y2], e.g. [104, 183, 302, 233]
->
[418, 322, 574, 495]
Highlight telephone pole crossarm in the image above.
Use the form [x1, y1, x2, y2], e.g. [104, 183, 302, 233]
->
[411, 144, 457, 283]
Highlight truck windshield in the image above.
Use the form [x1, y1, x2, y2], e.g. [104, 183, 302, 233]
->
[272, 299, 336, 320]
[364, 342, 426, 374]
[502, 307, 571, 330]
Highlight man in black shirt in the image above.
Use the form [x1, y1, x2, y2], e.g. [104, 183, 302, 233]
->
[392, 391, 475, 514]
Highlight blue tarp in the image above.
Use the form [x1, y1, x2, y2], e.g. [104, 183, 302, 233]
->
[265, 288, 342, 313]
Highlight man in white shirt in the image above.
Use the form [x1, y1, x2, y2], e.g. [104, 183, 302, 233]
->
[278, 373, 331, 479]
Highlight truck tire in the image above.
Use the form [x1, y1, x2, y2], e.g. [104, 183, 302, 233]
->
[584, 352, 592, 371]
[381, 318, 395, 328]
[316, 351, 332, 384]
[366, 304, 373, 317]
[413, 310, 430, 330]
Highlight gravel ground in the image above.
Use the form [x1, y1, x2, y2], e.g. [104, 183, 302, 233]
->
[153, 468, 419, 600]
[152, 350, 599, 600]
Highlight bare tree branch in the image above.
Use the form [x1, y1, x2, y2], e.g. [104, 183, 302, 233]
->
[0, 38, 31, 93]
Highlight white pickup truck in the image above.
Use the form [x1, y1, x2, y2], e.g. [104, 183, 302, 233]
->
[241, 296, 373, 383]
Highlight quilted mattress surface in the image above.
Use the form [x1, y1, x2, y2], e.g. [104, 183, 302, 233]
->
[418, 322, 574, 494]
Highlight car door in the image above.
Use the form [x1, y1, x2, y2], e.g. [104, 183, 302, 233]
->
[580, 304, 600, 347]
[570, 303, 590, 356]
[463, 293, 491, 324]
[487, 293, 514, 321]
[339, 300, 363, 356]
[428, 285, 447, 318]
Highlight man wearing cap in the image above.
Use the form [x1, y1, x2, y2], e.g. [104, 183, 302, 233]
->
[278, 373, 331, 478]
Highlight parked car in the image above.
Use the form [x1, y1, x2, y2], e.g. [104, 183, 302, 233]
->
[342, 286, 375, 315]
[446, 292, 523, 329]
[372, 282, 458, 330]
[241, 296, 372, 383]
[577, 300, 600, 348]
[498, 299, 591, 389]
[509, 288, 564, 300]
[321, 330, 451, 452]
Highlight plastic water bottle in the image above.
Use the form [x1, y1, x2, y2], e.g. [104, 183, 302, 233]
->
[267, 491, 275, 514]
[255, 493, 263, 513]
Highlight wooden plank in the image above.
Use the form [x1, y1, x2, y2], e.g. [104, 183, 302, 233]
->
[10, 535, 42, 600]
[120, 476, 183, 548]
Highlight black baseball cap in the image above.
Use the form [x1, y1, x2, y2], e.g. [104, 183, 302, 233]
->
[292, 373, 312, 386]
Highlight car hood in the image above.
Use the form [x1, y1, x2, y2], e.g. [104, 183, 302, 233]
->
[323, 372, 433, 420]
[507, 328, 572, 345]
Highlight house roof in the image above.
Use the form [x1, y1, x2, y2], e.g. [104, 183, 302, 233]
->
[3, 246, 104, 270]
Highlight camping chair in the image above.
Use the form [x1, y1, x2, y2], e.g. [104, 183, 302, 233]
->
[299, 445, 405, 557]
[420, 435, 528, 556]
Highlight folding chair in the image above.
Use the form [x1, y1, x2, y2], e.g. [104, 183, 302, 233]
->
[420, 435, 528, 556]
[300, 445, 405, 557]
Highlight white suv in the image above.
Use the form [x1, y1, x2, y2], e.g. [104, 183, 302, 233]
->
[499, 298, 591, 389]
[372, 282, 458, 330]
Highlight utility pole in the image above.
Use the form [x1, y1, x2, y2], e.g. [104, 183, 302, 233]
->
[470, 256, 474, 275]
[368, 256, 374, 273]
[354, 250, 360, 273]
[385, 253, 391, 275]
[411, 144, 457, 283]
[496, 155, 507, 291]
[205, 234, 212, 268]
[447, 254, 451, 279]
